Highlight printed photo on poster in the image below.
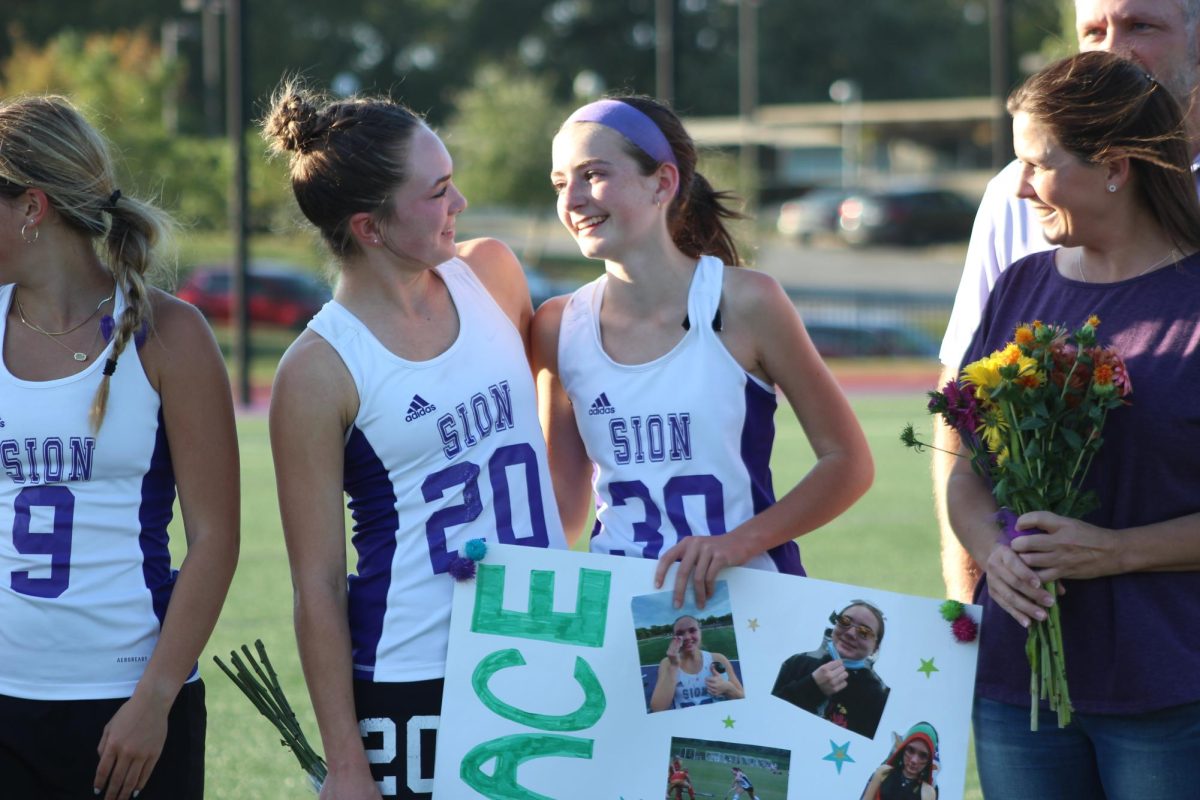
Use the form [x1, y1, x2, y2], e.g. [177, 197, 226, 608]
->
[771, 598, 891, 739]
[631, 582, 745, 713]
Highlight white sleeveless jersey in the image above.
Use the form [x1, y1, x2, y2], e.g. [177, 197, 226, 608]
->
[0, 285, 183, 700]
[672, 650, 727, 708]
[308, 258, 566, 682]
[558, 256, 802, 574]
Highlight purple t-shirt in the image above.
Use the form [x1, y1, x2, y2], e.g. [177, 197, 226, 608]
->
[963, 248, 1200, 714]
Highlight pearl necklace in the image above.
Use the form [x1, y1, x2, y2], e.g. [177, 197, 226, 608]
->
[1075, 247, 1178, 283]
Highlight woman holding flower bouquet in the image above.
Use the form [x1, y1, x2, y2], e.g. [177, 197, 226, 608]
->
[265, 82, 566, 798]
[946, 51, 1200, 799]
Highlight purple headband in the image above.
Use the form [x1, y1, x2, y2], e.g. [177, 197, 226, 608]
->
[565, 99, 678, 167]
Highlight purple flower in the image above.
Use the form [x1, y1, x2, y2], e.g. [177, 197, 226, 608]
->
[940, 380, 981, 437]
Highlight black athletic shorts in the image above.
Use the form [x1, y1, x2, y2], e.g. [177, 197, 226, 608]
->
[0, 679, 206, 799]
[352, 678, 443, 799]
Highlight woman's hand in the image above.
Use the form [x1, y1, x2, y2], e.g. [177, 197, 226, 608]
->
[664, 635, 683, 667]
[1012, 511, 1120, 582]
[655, 534, 750, 609]
[94, 693, 170, 800]
[980, 539, 1055, 628]
[318, 767, 384, 800]
[811, 659, 849, 696]
[704, 662, 744, 700]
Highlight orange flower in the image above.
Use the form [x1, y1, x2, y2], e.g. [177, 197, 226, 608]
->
[1014, 326, 1035, 346]
[1094, 364, 1113, 386]
[1087, 314, 1101, 328]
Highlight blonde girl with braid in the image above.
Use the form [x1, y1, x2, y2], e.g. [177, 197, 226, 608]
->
[0, 95, 239, 800]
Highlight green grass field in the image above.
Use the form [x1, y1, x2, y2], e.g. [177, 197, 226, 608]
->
[181, 386, 982, 798]
[676, 758, 788, 799]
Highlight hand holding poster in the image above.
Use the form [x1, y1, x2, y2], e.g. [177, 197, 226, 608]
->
[436, 545, 979, 799]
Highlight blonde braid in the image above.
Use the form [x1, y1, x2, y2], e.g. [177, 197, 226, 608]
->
[88, 192, 164, 433]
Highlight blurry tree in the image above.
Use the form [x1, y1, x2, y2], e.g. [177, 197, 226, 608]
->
[445, 65, 567, 209]
[0, 29, 292, 234]
[1, 0, 1070, 125]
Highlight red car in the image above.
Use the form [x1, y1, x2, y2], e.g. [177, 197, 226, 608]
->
[176, 263, 331, 329]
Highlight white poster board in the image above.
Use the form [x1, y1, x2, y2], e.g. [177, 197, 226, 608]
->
[436, 545, 979, 799]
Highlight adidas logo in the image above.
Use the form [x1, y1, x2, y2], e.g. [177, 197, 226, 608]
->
[405, 395, 437, 422]
[587, 392, 615, 416]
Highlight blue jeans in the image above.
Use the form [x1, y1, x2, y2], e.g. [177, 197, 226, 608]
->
[974, 696, 1200, 800]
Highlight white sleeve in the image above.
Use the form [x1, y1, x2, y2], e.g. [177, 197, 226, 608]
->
[938, 160, 1050, 368]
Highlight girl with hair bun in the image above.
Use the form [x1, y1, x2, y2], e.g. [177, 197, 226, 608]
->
[0, 96, 239, 800]
[535, 96, 872, 607]
[263, 80, 566, 799]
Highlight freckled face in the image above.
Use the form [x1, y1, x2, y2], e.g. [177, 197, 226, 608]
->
[550, 122, 661, 261]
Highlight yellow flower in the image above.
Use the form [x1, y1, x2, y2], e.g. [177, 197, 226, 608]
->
[997, 343, 1022, 366]
[977, 406, 1009, 453]
[962, 354, 1003, 399]
[1087, 314, 1101, 328]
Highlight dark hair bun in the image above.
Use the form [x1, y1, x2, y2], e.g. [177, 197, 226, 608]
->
[263, 86, 324, 155]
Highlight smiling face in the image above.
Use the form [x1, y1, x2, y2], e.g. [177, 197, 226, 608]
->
[550, 122, 664, 262]
[831, 604, 881, 662]
[375, 124, 466, 269]
[672, 616, 702, 654]
[1075, 0, 1200, 106]
[1012, 110, 1112, 247]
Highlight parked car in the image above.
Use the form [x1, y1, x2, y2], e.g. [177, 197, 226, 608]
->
[776, 187, 861, 243]
[176, 262, 331, 329]
[837, 188, 976, 247]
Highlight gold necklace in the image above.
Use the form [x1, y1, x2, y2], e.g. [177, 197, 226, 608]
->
[13, 288, 113, 362]
[1075, 247, 1179, 283]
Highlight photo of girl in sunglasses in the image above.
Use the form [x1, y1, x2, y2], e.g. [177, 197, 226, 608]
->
[770, 600, 890, 738]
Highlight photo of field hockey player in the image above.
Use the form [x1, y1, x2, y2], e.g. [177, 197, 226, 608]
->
[665, 737, 790, 799]
[632, 582, 744, 713]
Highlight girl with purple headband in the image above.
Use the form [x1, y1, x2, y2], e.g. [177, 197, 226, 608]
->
[534, 96, 873, 607]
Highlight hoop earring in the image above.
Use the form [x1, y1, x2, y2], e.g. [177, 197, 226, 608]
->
[20, 221, 38, 244]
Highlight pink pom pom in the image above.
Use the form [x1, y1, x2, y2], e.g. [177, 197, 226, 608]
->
[951, 615, 978, 643]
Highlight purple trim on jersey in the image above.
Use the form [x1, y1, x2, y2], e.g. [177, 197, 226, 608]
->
[740, 380, 804, 576]
[343, 425, 400, 682]
[138, 411, 193, 678]
[139, 410, 178, 624]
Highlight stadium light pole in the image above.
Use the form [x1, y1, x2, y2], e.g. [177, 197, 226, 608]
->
[989, 0, 1013, 169]
[656, 0, 675, 106]
[225, 0, 251, 406]
[737, 0, 760, 216]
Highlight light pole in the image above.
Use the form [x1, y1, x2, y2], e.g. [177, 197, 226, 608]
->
[829, 79, 861, 189]
[655, 0, 675, 106]
[737, 0, 760, 214]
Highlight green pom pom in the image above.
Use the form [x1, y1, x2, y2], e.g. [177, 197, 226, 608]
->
[939, 599, 965, 621]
